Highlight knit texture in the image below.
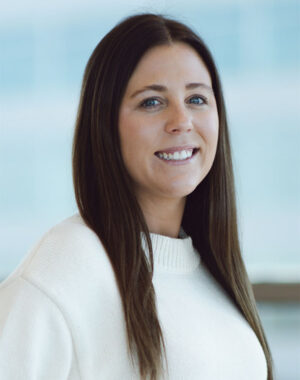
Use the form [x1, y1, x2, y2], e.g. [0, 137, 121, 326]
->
[0, 214, 267, 379]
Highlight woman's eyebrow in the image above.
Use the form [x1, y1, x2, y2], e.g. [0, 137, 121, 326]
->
[130, 82, 213, 98]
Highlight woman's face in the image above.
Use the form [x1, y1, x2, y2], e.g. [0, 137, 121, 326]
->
[118, 42, 219, 204]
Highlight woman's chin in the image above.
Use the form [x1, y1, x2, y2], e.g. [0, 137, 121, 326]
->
[158, 182, 201, 200]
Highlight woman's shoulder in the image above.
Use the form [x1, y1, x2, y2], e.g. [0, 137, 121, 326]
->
[0, 214, 112, 296]
[36, 213, 104, 255]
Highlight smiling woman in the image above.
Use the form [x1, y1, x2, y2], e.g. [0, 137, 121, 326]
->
[0, 13, 274, 380]
[119, 42, 219, 237]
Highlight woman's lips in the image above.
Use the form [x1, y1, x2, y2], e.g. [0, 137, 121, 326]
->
[154, 148, 199, 165]
[154, 145, 198, 154]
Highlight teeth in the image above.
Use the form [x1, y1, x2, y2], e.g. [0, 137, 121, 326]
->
[157, 149, 194, 161]
[180, 151, 188, 159]
[173, 151, 180, 160]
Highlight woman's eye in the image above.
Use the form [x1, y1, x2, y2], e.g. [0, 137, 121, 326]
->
[188, 96, 206, 105]
[140, 98, 161, 108]
[139, 96, 206, 109]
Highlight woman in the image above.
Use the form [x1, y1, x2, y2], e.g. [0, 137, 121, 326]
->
[0, 13, 273, 380]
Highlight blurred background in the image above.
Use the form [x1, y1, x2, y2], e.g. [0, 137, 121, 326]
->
[0, 0, 299, 378]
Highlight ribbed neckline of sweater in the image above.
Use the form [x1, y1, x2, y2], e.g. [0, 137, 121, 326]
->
[72, 214, 200, 274]
[143, 231, 201, 274]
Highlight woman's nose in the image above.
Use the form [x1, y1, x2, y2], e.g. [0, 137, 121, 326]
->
[164, 104, 193, 134]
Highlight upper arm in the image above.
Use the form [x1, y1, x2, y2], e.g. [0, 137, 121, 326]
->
[0, 276, 75, 380]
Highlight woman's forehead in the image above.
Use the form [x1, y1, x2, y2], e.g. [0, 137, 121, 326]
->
[125, 42, 212, 94]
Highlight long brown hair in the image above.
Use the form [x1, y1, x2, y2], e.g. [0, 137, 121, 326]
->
[72, 13, 273, 380]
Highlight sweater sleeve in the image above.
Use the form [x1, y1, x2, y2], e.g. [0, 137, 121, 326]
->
[0, 276, 75, 380]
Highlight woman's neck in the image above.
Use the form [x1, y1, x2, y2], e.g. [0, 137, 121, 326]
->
[137, 194, 186, 238]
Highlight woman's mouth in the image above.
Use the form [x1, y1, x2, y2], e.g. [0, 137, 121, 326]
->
[154, 148, 199, 162]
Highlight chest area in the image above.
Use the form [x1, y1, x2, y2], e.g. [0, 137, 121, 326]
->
[153, 272, 268, 380]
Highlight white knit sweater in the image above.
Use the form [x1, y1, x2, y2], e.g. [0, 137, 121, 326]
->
[0, 214, 267, 380]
